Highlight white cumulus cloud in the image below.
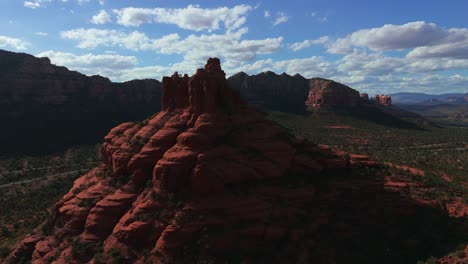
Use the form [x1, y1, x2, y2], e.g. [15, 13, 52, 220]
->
[23, 0, 94, 9]
[273, 12, 289, 26]
[91, 10, 111, 24]
[289, 36, 330, 51]
[113, 4, 252, 32]
[325, 21, 468, 61]
[36, 50, 138, 79]
[328, 21, 450, 54]
[61, 27, 283, 66]
[0, 36, 31, 50]
[24, 1, 42, 9]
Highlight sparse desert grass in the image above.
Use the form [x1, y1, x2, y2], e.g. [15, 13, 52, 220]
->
[0, 144, 100, 255]
[268, 110, 468, 200]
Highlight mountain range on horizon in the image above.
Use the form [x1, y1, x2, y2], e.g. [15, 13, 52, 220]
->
[390, 92, 468, 104]
[4, 49, 466, 103]
[0, 49, 454, 154]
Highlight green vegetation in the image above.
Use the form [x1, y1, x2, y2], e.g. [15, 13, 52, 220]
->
[0, 145, 100, 256]
[108, 247, 126, 264]
[268, 110, 468, 200]
[399, 104, 468, 127]
[0, 145, 100, 185]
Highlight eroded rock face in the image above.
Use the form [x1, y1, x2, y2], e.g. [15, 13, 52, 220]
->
[374, 94, 392, 106]
[0, 49, 162, 154]
[306, 78, 361, 109]
[7, 58, 466, 264]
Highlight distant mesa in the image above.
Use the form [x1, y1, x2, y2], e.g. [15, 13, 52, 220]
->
[228, 72, 394, 112]
[0, 49, 162, 154]
[306, 78, 361, 109]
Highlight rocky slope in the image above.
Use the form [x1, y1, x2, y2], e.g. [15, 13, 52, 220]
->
[5, 58, 466, 264]
[0, 49, 162, 154]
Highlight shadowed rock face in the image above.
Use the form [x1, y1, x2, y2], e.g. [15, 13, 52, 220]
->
[0, 49, 162, 154]
[227, 71, 309, 113]
[306, 78, 361, 109]
[360, 93, 369, 101]
[227, 73, 365, 113]
[6, 58, 466, 264]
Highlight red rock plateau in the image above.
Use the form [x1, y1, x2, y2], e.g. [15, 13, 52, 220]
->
[6, 58, 467, 264]
[0, 49, 162, 154]
[306, 78, 361, 109]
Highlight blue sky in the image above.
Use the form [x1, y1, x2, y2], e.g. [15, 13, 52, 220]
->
[1, 0, 468, 94]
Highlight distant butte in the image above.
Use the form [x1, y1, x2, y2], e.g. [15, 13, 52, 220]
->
[306, 77, 361, 109]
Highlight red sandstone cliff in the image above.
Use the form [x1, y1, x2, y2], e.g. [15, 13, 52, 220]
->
[5, 58, 466, 264]
[0, 50, 160, 106]
[373, 94, 392, 106]
[306, 78, 361, 109]
[0, 49, 162, 154]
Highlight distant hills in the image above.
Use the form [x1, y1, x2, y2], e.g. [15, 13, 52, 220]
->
[390, 92, 468, 104]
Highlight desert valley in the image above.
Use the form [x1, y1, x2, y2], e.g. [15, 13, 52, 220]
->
[0, 1, 467, 263]
[0, 50, 466, 264]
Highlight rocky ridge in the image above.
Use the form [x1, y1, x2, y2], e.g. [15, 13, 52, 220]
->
[0, 49, 162, 154]
[227, 73, 369, 112]
[6, 58, 466, 264]
[227, 71, 309, 113]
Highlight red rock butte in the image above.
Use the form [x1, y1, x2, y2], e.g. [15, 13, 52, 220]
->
[373, 94, 392, 106]
[6, 58, 464, 264]
[306, 78, 361, 109]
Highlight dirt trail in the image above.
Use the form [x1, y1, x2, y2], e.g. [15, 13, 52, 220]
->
[0, 169, 92, 189]
[0, 161, 99, 176]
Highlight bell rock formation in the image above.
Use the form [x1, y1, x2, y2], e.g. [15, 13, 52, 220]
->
[6, 58, 466, 264]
